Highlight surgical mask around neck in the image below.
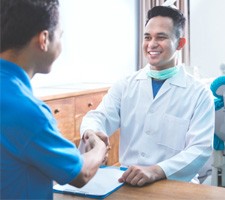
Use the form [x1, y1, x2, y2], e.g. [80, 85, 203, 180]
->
[147, 66, 179, 80]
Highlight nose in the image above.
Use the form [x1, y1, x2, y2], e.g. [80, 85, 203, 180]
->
[148, 38, 158, 48]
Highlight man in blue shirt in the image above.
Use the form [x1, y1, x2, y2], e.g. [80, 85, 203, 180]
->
[0, 1, 109, 199]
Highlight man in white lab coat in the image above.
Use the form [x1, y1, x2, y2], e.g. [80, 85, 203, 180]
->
[80, 6, 215, 186]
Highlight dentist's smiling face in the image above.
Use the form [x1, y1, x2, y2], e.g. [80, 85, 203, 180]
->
[142, 16, 180, 70]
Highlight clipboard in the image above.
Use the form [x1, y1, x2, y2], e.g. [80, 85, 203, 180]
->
[53, 166, 126, 199]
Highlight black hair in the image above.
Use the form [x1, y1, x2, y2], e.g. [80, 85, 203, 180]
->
[0, 0, 59, 52]
[145, 6, 186, 38]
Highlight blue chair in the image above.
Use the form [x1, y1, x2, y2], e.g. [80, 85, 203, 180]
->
[210, 76, 225, 186]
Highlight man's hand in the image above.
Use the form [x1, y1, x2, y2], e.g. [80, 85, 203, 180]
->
[118, 165, 166, 186]
[71, 131, 110, 187]
[81, 129, 110, 151]
[79, 129, 111, 164]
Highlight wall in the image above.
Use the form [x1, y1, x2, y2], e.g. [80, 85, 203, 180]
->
[32, 0, 225, 88]
[190, 0, 225, 79]
[32, 0, 138, 88]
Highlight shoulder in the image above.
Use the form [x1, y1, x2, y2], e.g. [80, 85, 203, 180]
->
[2, 79, 55, 134]
[111, 66, 148, 89]
[181, 68, 214, 102]
[177, 66, 211, 91]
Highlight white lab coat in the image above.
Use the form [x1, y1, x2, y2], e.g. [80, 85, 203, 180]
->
[81, 65, 215, 182]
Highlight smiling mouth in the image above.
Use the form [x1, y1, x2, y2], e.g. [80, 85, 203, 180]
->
[148, 51, 161, 55]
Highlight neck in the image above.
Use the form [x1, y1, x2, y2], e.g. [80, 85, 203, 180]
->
[0, 50, 34, 79]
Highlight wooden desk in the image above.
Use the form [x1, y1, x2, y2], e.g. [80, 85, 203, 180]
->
[54, 180, 225, 200]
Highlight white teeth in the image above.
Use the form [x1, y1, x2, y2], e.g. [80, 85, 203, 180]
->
[149, 51, 160, 55]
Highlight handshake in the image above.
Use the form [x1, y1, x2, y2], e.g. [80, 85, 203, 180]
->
[79, 129, 111, 165]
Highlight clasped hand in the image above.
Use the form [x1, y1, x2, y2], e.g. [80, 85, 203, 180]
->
[79, 130, 111, 164]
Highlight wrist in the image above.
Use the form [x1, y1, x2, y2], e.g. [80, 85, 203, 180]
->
[151, 165, 166, 181]
[149, 165, 166, 182]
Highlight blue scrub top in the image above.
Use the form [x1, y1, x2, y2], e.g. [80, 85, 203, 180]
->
[0, 59, 83, 199]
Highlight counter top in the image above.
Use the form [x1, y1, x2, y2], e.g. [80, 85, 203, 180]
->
[33, 82, 112, 100]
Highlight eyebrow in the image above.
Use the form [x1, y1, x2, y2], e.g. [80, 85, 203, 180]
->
[144, 32, 168, 36]
[157, 32, 168, 36]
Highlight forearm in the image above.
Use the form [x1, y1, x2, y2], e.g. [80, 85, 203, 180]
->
[157, 144, 213, 182]
[80, 109, 109, 137]
[80, 88, 122, 137]
[69, 145, 106, 188]
[158, 93, 214, 182]
[70, 146, 105, 187]
[70, 134, 108, 188]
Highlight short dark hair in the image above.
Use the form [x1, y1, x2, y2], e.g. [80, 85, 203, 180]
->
[145, 6, 186, 38]
[0, 0, 60, 52]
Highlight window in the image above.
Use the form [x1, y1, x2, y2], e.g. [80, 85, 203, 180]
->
[32, 0, 139, 88]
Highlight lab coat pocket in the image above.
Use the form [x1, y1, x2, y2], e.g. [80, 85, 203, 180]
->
[157, 114, 190, 151]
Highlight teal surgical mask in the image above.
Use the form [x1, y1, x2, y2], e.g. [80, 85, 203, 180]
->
[147, 66, 179, 80]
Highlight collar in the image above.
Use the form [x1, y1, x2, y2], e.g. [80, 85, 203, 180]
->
[136, 64, 187, 88]
[0, 58, 32, 91]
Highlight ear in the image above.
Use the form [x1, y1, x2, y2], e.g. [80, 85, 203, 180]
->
[38, 30, 49, 52]
[176, 37, 186, 50]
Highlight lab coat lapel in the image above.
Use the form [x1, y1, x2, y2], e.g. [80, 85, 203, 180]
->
[153, 80, 171, 100]
[136, 65, 154, 102]
[135, 65, 187, 102]
[152, 66, 187, 101]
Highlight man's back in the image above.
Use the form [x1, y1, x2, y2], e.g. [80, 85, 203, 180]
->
[0, 59, 83, 199]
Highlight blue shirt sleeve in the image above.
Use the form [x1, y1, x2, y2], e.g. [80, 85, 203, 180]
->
[19, 100, 83, 185]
